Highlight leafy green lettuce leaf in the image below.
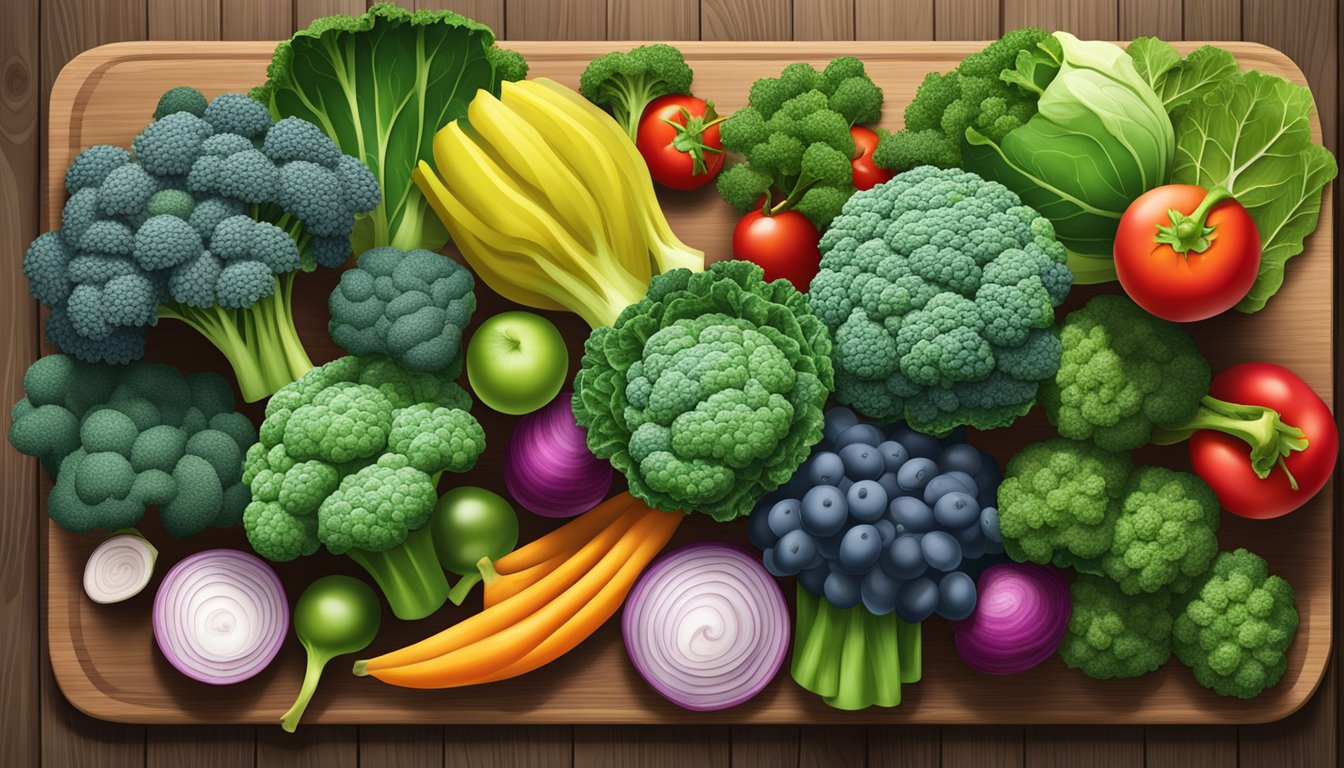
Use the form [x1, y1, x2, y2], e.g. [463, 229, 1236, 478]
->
[1127, 38, 1238, 121]
[251, 2, 527, 255]
[1172, 71, 1337, 312]
[964, 32, 1174, 261]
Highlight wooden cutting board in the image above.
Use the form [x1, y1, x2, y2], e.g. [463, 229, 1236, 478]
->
[42, 40, 1332, 726]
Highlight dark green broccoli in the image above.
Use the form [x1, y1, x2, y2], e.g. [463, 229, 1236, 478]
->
[1039, 295, 1308, 483]
[873, 28, 1051, 172]
[1173, 549, 1299, 699]
[23, 87, 381, 402]
[1101, 467, 1220, 595]
[328, 247, 476, 374]
[716, 57, 884, 229]
[807, 165, 1072, 434]
[8, 354, 255, 538]
[572, 261, 833, 522]
[579, 44, 695, 142]
[242, 354, 482, 620]
[1060, 574, 1173, 679]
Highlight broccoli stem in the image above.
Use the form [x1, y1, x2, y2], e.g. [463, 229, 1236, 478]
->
[345, 525, 451, 621]
[790, 585, 920, 710]
[157, 275, 315, 403]
[280, 644, 332, 733]
[1151, 395, 1310, 486]
[601, 78, 666, 142]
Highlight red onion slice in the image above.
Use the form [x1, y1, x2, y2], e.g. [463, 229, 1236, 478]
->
[623, 544, 788, 711]
[84, 533, 157, 604]
[949, 562, 1070, 675]
[505, 392, 613, 518]
[153, 549, 289, 685]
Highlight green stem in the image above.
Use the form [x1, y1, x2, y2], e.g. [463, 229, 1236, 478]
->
[346, 526, 450, 621]
[790, 585, 918, 710]
[1151, 395, 1309, 486]
[1065, 250, 1120, 285]
[1154, 187, 1234, 255]
[280, 646, 332, 733]
[446, 573, 482, 606]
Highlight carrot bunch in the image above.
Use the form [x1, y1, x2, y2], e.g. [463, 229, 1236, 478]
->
[353, 493, 683, 689]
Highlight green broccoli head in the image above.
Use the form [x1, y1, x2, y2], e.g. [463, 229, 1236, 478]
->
[579, 44, 694, 142]
[808, 165, 1072, 434]
[1039, 295, 1210, 452]
[573, 261, 833, 522]
[1173, 549, 1299, 699]
[9, 354, 255, 538]
[997, 438, 1131, 570]
[873, 28, 1051, 172]
[328, 247, 476, 374]
[1060, 574, 1173, 680]
[1101, 467, 1220, 595]
[242, 354, 482, 618]
[717, 57, 883, 228]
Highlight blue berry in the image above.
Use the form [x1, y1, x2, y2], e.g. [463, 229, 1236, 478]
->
[846, 479, 888, 522]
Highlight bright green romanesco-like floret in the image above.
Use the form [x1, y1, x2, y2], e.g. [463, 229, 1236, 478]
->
[1060, 574, 1173, 680]
[1173, 549, 1299, 699]
[996, 438, 1131, 570]
[809, 165, 1072, 434]
[573, 261, 833, 522]
[1101, 467, 1220, 595]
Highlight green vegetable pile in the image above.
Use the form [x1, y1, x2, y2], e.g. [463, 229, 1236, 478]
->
[808, 165, 1072, 434]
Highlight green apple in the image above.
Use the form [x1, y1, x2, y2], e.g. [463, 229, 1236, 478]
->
[466, 311, 569, 415]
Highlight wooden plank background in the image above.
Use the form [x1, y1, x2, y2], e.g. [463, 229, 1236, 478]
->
[0, 0, 1337, 765]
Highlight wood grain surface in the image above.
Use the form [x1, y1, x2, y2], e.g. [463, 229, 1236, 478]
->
[3, 0, 1339, 765]
[37, 39, 1334, 728]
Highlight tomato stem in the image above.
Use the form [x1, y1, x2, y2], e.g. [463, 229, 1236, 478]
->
[660, 103, 726, 177]
[1150, 394, 1309, 486]
[1153, 187, 1235, 255]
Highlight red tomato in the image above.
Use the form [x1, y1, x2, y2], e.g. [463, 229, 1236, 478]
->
[732, 208, 821, 292]
[850, 126, 893, 191]
[635, 95, 725, 191]
[1189, 362, 1337, 519]
[1114, 184, 1261, 322]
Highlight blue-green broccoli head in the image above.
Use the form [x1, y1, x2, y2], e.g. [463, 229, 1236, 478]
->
[573, 261, 834, 522]
[809, 165, 1072, 434]
[328, 247, 476, 374]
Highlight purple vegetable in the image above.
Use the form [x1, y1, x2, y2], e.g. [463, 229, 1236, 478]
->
[505, 392, 613, 518]
[623, 544, 789, 711]
[949, 563, 1069, 675]
[153, 549, 288, 685]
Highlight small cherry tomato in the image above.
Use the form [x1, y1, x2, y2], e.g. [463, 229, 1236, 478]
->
[1114, 184, 1261, 322]
[849, 126, 894, 191]
[731, 208, 822, 292]
[635, 95, 725, 191]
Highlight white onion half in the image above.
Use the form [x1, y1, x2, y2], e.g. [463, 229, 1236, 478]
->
[153, 549, 289, 685]
[622, 544, 789, 711]
[84, 533, 157, 604]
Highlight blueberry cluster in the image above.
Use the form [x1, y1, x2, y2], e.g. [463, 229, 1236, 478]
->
[749, 408, 1005, 621]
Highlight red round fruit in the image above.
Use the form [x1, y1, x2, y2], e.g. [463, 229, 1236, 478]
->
[1189, 362, 1336, 519]
[636, 95, 725, 191]
[1114, 184, 1261, 322]
[731, 209, 821, 292]
[849, 126, 893, 191]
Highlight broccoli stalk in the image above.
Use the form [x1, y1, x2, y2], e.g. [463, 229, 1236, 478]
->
[791, 585, 921, 710]
[345, 523, 449, 622]
[159, 272, 313, 403]
[1150, 395, 1309, 486]
[579, 45, 695, 142]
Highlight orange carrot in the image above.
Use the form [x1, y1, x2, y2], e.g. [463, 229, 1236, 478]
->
[492, 493, 638, 575]
[365, 508, 683, 689]
[355, 495, 654, 674]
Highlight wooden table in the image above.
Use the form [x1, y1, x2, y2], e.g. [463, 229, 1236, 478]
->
[2, 0, 1338, 765]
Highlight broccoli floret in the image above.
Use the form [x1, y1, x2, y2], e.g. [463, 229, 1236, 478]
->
[1040, 295, 1309, 481]
[573, 261, 833, 522]
[1060, 574, 1173, 679]
[8, 354, 255, 538]
[262, 117, 343, 167]
[809, 165, 1072, 433]
[96, 164, 157, 217]
[241, 354, 483, 619]
[873, 28, 1051, 172]
[23, 232, 73, 307]
[1101, 467, 1220, 595]
[997, 438, 1131, 570]
[1173, 549, 1299, 699]
[133, 111, 212, 177]
[578, 44, 694, 142]
[154, 86, 209, 120]
[328, 247, 476, 374]
[717, 57, 882, 229]
[203, 92, 272, 138]
[147, 189, 195, 220]
[65, 145, 130, 195]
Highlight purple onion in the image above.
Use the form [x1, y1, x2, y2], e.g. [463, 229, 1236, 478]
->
[505, 392, 613, 518]
[949, 563, 1070, 675]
